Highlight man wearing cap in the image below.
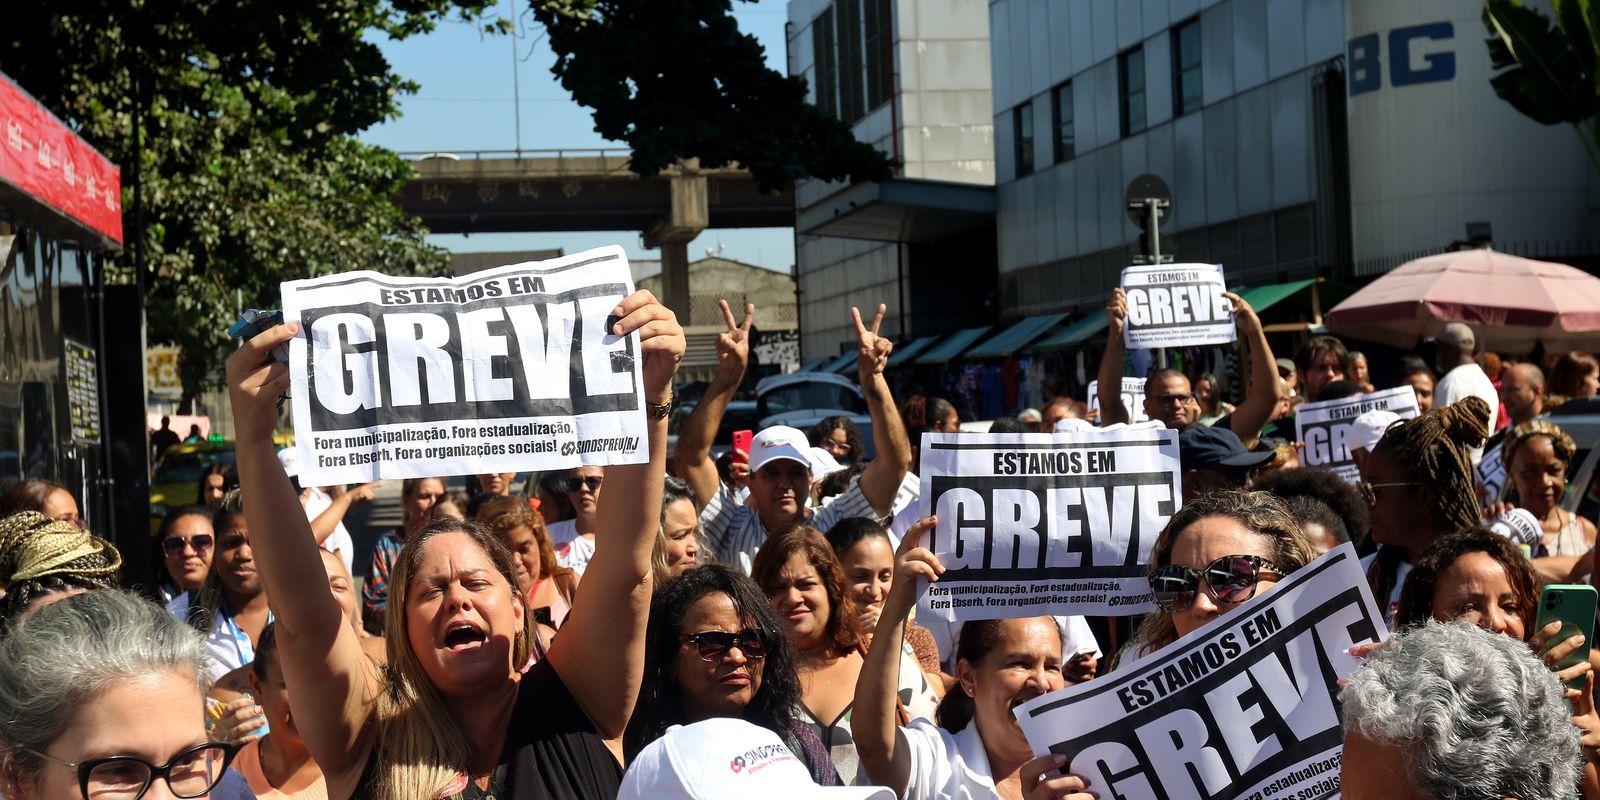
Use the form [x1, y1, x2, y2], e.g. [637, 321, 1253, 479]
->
[1178, 426, 1274, 502]
[676, 301, 912, 573]
[1432, 322, 1499, 462]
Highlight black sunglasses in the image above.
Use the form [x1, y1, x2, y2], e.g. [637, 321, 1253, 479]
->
[1150, 555, 1283, 613]
[683, 628, 768, 662]
[565, 475, 604, 493]
[161, 534, 214, 555]
[21, 741, 238, 800]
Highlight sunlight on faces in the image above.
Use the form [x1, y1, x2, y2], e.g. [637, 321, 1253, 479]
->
[1301, 352, 1344, 401]
[404, 478, 446, 528]
[566, 466, 604, 517]
[214, 513, 261, 597]
[959, 618, 1064, 764]
[403, 532, 524, 697]
[201, 474, 228, 510]
[1510, 435, 1566, 515]
[675, 593, 766, 721]
[749, 460, 810, 520]
[499, 525, 541, 598]
[475, 473, 515, 497]
[1402, 372, 1434, 413]
[40, 489, 78, 527]
[163, 514, 214, 592]
[1143, 375, 1197, 429]
[320, 548, 360, 630]
[662, 499, 701, 577]
[248, 653, 297, 744]
[1429, 552, 1527, 641]
[1166, 516, 1280, 639]
[839, 537, 894, 620]
[765, 553, 831, 650]
[11, 672, 208, 800]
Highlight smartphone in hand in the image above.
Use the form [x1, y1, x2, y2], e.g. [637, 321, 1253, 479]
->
[732, 429, 753, 460]
[1535, 583, 1597, 691]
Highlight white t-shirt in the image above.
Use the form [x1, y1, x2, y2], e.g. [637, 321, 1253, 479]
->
[547, 518, 579, 548]
[557, 533, 596, 576]
[1434, 362, 1499, 464]
[165, 592, 262, 685]
[925, 615, 1103, 675]
[302, 488, 354, 576]
[896, 718, 998, 800]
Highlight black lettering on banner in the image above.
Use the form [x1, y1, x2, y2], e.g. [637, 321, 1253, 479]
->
[300, 282, 639, 432]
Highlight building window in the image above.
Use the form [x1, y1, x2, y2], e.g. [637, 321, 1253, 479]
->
[1118, 47, 1146, 137]
[812, 0, 894, 124]
[1172, 18, 1201, 117]
[812, 8, 838, 118]
[863, 0, 893, 111]
[1014, 102, 1034, 176]
[1052, 81, 1074, 162]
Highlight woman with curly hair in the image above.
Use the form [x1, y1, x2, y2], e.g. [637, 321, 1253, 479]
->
[0, 511, 120, 624]
[810, 416, 866, 470]
[1495, 420, 1597, 581]
[477, 494, 579, 644]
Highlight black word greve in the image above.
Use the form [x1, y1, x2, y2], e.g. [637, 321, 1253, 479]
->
[1125, 282, 1232, 330]
[929, 471, 1176, 582]
[1035, 587, 1379, 800]
[301, 283, 638, 432]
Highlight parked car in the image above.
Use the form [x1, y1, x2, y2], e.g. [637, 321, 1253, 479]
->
[149, 433, 294, 530]
[755, 373, 875, 460]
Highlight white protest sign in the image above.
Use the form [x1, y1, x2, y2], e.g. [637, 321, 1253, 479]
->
[1088, 378, 1149, 424]
[1121, 263, 1236, 349]
[914, 429, 1180, 622]
[1015, 543, 1386, 800]
[283, 245, 648, 485]
[1295, 386, 1421, 482]
[1477, 441, 1507, 501]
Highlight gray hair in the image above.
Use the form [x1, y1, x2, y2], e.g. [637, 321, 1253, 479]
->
[0, 590, 209, 780]
[1340, 620, 1582, 800]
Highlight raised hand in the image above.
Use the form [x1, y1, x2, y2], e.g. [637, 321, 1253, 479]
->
[1225, 290, 1261, 337]
[853, 303, 894, 377]
[1106, 288, 1129, 337]
[711, 298, 754, 380]
[612, 290, 685, 401]
[226, 322, 297, 443]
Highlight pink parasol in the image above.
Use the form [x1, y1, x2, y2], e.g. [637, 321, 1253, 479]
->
[1324, 248, 1600, 352]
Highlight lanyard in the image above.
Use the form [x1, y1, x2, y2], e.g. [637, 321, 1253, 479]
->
[218, 595, 273, 665]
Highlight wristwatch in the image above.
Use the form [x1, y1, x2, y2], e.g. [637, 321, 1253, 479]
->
[647, 395, 673, 420]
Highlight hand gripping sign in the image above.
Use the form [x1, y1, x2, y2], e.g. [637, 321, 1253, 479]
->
[283, 246, 648, 485]
[1121, 263, 1236, 349]
[1015, 543, 1387, 800]
[1294, 386, 1421, 482]
[914, 429, 1181, 622]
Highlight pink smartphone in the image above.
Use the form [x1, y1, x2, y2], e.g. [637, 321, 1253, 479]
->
[733, 429, 753, 459]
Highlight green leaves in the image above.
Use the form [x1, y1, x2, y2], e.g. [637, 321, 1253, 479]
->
[1484, 0, 1600, 171]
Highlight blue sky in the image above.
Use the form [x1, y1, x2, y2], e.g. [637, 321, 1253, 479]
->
[362, 0, 797, 272]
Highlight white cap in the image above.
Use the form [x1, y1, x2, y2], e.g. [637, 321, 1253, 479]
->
[277, 446, 300, 478]
[748, 426, 812, 474]
[807, 446, 845, 480]
[1490, 507, 1545, 547]
[1053, 418, 1098, 434]
[1348, 410, 1401, 454]
[619, 718, 894, 800]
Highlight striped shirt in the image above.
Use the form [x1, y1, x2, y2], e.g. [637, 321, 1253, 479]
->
[702, 481, 880, 573]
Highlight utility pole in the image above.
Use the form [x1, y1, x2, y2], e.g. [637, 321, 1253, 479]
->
[1125, 174, 1174, 366]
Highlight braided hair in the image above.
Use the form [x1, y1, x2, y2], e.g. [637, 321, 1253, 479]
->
[1365, 396, 1488, 609]
[0, 511, 121, 624]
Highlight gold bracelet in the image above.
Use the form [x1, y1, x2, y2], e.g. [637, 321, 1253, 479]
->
[647, 395, 672, 420]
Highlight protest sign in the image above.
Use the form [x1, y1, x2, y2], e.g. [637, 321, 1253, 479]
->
[1477, 441, 1507, 501]
[1015, 543, 1385, 800]
[1121, 263, 1235, 349]
[1295, 386, 1420, 481]
[914, 429, 1181, 622]
[1088, 378, 1149, 424]
[283, 245, 648, 485]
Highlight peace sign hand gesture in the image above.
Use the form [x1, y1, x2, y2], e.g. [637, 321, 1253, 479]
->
[853, 303, 894, 377]
[715, 298, 754, 381]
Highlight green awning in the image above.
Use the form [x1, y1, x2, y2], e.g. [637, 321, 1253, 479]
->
[821, 352, 857, 374]
[916, 326, 992, 365]
[795, 356, 830, 372]
[967, 313, 1070, 359]
[887, 335, 940, 367]
[1237, 279, 1317, 314]
[1028, 313, 1109, 351]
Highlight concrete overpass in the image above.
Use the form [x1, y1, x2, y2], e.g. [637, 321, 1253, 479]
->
[397, 150, 794, 314]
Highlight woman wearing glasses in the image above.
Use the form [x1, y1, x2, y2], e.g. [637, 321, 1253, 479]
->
[625, 564, 842, 783]
[167, 492, 272, 685]
[0, 590, 240, 800]
[154, 506, 215, 604]
[551, 466, 604, 575]
[810, 417, 865, 470]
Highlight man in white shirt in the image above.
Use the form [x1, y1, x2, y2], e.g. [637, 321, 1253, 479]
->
[1432, 322, 1499, 463]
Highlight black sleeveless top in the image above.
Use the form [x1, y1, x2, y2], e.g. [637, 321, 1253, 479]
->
[352, 660, 623, 799]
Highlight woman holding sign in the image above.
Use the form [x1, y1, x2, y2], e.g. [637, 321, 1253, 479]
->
[854, 517, 1091, 800]
[225, 290, 684, 800]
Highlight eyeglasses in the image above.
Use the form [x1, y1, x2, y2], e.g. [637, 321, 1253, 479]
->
[1149, 394, 1196, 406]
[564, 476, 604, 493]
[1150, 555, 1283, 613]
[20, 741, 238, 800]
[823, 439, 853, 454]
[683, 628, 768, 662]
[161, 534, 215, 556]
[1356, 481, 1420, 506]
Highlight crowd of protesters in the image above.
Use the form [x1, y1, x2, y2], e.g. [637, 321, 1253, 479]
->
[4, 286, 1600, 800]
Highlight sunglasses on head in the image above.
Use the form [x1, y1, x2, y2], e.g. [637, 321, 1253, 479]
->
[682, 628, 768, 662]
[564, 476, 603, 493]
[1150, 555, 1283, 613]
[161, 534, 215, 555]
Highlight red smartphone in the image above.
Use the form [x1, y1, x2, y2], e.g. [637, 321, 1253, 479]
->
[733, 429, 753, 459]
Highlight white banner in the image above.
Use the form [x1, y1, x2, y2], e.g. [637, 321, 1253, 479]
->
[1477, 441, 1507, 501]
[283, 246, 648, 485]
[1121, 263, 1235, 349]
[914, 430, 1180, 622]
[1088, 378, 1149, 424]
[1015, 543, 1386, 800]
[1294, 386, 1421, 481]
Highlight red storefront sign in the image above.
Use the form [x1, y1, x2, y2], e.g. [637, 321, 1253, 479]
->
[0, 73, 123, 245]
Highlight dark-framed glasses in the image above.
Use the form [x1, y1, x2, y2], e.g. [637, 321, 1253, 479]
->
[1150, 555, 1283, 613]
[161, 534, 215, 556]
[21, 741, 238, 800]
[1355, 480, 1420, 506]
[683, 628, 768, 662]
[564, 475, 604, 493]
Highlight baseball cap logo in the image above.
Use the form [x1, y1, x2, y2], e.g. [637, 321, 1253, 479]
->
[729, 756, 746, 773]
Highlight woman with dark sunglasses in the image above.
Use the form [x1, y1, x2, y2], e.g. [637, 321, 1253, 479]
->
[550, 466, 604, 575]
[625, 564, 845, 785]
[154, 506, 215, 604]
[0, 590, 244, 800]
